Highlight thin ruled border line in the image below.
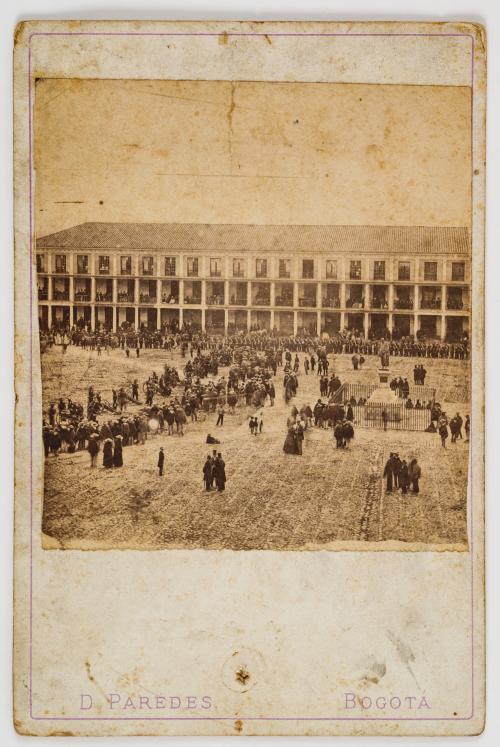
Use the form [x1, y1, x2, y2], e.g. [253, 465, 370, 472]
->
[27, 30, 476, 722]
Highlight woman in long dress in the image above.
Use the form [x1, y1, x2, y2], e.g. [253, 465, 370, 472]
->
[102, 438, 114, 468]
[283, 426, 298, 454]
[295, 422, 304, 455]
[113, 435, 123, 467]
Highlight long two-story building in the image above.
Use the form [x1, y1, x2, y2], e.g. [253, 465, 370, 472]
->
[36, 222, 470, 340]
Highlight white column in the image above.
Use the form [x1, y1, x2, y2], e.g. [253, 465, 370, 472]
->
[340, 282, 346, 309]
[388, 313, 393, 336]
[293, 310, 298, 336]
[363, 313, 369, 339]
[388, 284, 394, 311]
[414, 284, 420, 311]
[134, 306, 139, 330]
[413, 282, 419, 337]
[112, 305, 117, 332]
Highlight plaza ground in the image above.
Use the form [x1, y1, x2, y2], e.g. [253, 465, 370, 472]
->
[41, 346, 470, 550]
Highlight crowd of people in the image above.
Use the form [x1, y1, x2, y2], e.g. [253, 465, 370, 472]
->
[40, 324, 470, 361]
[41, 323, 470, 511]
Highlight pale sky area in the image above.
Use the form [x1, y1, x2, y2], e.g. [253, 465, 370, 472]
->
[34, 79, 471, 237]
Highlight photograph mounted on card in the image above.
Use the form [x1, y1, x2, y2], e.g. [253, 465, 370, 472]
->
[13, 20, 485, 736]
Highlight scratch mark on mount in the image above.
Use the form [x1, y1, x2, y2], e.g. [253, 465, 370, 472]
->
[386, 630, 420, 689]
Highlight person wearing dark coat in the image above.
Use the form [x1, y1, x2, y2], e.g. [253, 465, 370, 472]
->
[383, 453, 395, 492]
[399, 460, 410, 494]
[48, 403, 56, 426]
[113, 436, 123, 467]
[409, 458, 421, 493]
[102, 438, 114, 468]
[342, 421, 354, 447]
[157, 447, 165, 476]
[346, 404, 354, 422]
[268, 382, 275, 406]
[283, 426, 297, 454]
[439, 421, 449, 448]
[392, 454, 402, 488]
[334, 422, 344, 449]
[213, 453, 226, 492]
[50, 429, 61, 456]
[203, 455, 213, 490]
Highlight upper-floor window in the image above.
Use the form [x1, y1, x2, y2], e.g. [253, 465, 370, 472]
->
[98, 255, 110, 274]
[142, 256, 154, 276]
[279, 259, 291, 279]
[451, 261, 465, 281]
[120, 256, 132, 275]
[232, 258, 245, 277]
[373, 261, 385, 280]
[350, 260, 362, 280]
[187, 257, 199, 277]
[76, 255, 89, 274]
[398, 261, 411, 281]
[256, 258, 267, 278]
[424, 261, 438, 281]
[55, 254, 67, 273]
[164, 257, 176, 276]
[325, 260, 337, 279]
[36, 254, 46, 273]
[302, 259, 314, 279]
[210, 258, 222, 277]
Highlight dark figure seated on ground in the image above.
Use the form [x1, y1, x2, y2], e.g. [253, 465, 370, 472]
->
[206, 433, 221, 444]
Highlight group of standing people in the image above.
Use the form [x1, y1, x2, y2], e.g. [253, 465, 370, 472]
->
[203, 451, 227, 492]
[383, 453, 421, 494]
[101, 435, 123, 469]
[436, 412, 469, 448]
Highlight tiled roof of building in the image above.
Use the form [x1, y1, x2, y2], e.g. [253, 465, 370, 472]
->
[36, 222, 470, 255]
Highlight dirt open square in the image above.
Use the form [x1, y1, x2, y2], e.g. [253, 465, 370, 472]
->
[40, 346, 470, 550]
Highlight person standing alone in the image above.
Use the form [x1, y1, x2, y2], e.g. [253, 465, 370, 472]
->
[158, 447, 165, 476]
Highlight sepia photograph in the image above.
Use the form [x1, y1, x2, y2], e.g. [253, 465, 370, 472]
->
[36, 78, 471, 551]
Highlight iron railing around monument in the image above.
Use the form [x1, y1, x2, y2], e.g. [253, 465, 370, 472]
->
[350, 403, 433, 431]
[332, 382, 436, 431]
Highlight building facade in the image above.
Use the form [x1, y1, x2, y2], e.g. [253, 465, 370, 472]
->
[36, 223, 470, 340]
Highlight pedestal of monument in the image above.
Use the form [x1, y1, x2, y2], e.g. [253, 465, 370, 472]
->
[364, 367, 403, 424]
